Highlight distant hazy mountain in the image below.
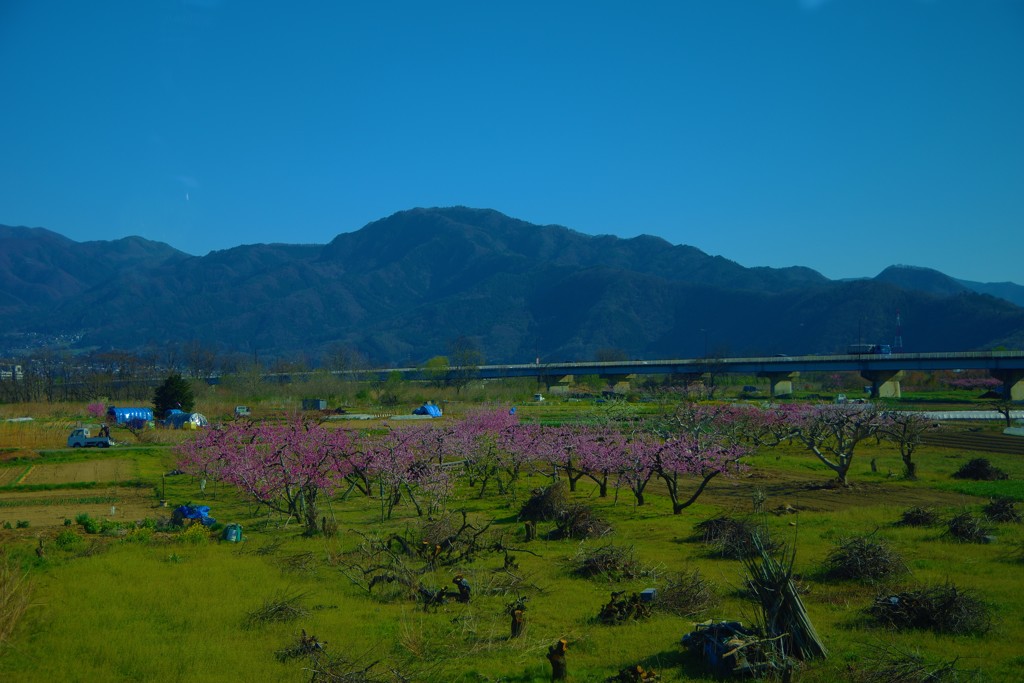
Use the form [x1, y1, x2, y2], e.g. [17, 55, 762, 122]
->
[0, 225, 186, 312]
[1, 208, 1022, 364]
[955, 279, 1024, 308]
[874, 265, 970, 297]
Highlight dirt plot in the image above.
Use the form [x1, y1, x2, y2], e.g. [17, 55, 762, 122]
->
[0, 467, 25, 487]
[19, 459, 138, 485]
[0, 458, 154, 528]
[696, 468, 983, 513]
[0, 486, 162, 528]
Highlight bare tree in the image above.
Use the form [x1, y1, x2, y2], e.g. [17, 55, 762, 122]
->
[184, 339, 218, 379]
[448, 336, 483, 394]
[786, 403, 890, 486]
[324, 344, 370, 380]
[877, 411, 935, 479]
[989, 389, 1018, 429]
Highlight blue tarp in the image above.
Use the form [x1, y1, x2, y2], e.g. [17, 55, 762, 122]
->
[412, 403, 442, 417]
[173, 504, 216, 526]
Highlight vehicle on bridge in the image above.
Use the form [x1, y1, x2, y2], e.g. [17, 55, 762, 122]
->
[847, 344, 892, 355]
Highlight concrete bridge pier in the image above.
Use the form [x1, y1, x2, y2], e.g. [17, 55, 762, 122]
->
[990, 369, 1024, 401]
[599, 374, 634, 394]
[759, 371, 799, 398]
[861, 370, 904, 399]
[667, 372, 707, 390]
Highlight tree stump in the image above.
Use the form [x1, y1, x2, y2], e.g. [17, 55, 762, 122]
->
[547, 639, 568, 680]
[510, 609, 525, 638]
[452, 575, 471, 603]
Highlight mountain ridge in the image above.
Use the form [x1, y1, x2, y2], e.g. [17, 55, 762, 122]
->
[1, 208, 1022, 364]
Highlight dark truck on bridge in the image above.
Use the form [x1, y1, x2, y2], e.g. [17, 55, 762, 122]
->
[847, 344, 892, 355]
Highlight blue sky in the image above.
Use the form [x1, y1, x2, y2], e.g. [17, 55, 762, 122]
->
[1, 0, 1022, 284]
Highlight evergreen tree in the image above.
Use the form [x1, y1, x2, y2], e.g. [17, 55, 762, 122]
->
[153, 373, 195, 418]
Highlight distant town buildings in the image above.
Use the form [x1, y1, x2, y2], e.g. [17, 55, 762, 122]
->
[0, 365, 23, 381]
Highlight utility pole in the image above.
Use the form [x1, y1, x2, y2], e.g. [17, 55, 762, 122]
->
[894, 310, 904, 352]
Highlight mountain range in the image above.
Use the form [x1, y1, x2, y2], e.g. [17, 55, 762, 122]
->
[2, 207, 1023, 366]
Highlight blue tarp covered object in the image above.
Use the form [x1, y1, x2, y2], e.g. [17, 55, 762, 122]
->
[412, 403, 442, 417]
[107, 406, 154, 425]
[163, 409, 210, 429]
[173, 504, 216, 526]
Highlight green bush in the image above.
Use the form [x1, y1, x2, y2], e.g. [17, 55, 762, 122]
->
[179, 523, 210, 545]
[54, 530, 82, 550]
[122, 527, 154, 544]
[75, 514, 100, 534]
[99, 520, 125, 536]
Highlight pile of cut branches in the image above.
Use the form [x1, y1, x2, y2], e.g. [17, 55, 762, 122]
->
[982, 497, 1021, 523]
[305, 653, 401, 682]
[951, 458, 1008, 481]
[573, 544, 644, 581]
[822, 534, 908, 582]
[694, 515, 768, 559]
[519, 482, 569, 522]
[275, 629, 325, 662]
[867, 584, 991, 635]
[244, 591, 309, 628]
[551, 503, 612, 540]
[606, 664, 660, 681]
[944, 512, 993, 544]
[846, 644, 976, 683]
[651, 568, 718, 618]
[519, 483, 611, 539]
[894, 506, 941, 527]
[280, 551, 319, 574]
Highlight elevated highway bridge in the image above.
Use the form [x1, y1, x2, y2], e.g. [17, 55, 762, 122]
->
[368, 351, 1024, 400]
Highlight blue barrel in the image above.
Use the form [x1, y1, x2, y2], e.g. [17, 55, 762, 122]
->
[224, 524, 242, 542]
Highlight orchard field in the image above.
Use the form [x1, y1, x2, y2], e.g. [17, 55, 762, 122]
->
[1, 391, 1023, 682]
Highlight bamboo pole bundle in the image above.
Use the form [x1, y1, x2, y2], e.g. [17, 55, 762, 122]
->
[742, 531, 827, 661]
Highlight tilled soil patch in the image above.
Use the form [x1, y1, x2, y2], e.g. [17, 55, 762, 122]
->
[0, 486, 162, 528]
[695, 469, 983, 513]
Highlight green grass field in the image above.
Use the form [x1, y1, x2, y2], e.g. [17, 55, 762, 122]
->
[1, 401, 1023, 682]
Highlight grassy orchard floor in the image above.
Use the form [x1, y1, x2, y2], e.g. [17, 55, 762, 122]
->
[1, 417, 1024, 680]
